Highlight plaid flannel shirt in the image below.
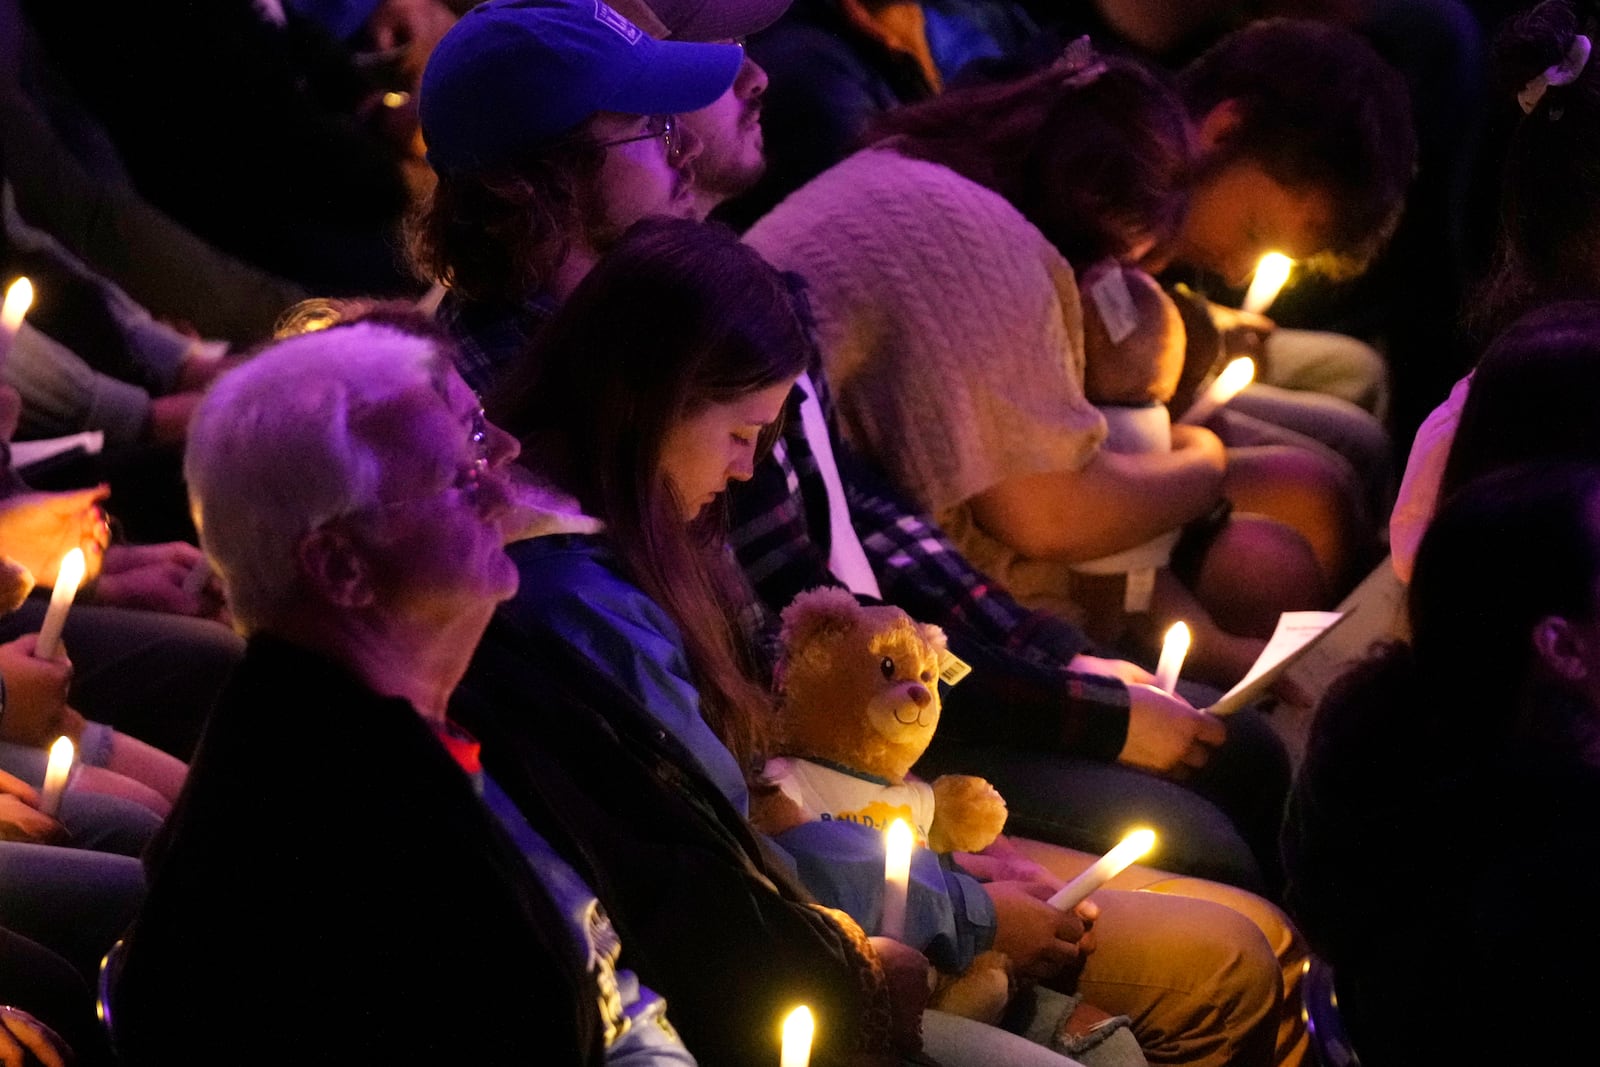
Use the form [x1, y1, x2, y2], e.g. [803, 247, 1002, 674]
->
[437, 290, 557, 398]
[728, 365, 1131, 762]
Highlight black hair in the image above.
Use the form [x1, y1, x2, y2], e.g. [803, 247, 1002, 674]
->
[1179, 19, 1417, 278]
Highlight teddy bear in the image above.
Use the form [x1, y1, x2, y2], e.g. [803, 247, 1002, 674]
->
[753, 586, 1013, 1023]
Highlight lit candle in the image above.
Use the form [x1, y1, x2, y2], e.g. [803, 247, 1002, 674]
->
[881, 818, 914, 942]
[780, 1006, 814, 1067]
[0, 277, 33, 370]
[1153, 622, 1191, 694]
[1178, 356, 1256, 426]
[1047, 828, 1157, 911]
[1241, 252, 1293, 315]
[40, 735, 75, 818]
[34, 548, 86, 661]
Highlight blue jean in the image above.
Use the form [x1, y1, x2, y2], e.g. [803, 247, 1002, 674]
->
[0, 599, 243, 759]
[916, 707, 1289, 895]
[0, 842, 144, 979]
[0, 742, 162, 857]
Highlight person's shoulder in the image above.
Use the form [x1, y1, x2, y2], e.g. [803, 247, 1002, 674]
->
[506, 534, 629, 606]
[501, 535, 680, 648]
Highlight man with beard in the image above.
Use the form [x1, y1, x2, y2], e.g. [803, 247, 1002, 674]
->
[411, 0, 743, 394]
[606, 0, 788, 219]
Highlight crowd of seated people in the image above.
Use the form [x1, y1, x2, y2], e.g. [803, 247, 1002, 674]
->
[1, 0, 1598, 1062]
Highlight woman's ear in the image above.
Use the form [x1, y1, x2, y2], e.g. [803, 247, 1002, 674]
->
[297, 527, 376, 610]
[1532, 615, 1591, 684]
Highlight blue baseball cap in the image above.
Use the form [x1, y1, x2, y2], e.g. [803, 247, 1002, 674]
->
[420, 0, 743, 173]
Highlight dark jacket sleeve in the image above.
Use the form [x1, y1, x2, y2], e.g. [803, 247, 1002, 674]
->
[454, 610, 894, 1067]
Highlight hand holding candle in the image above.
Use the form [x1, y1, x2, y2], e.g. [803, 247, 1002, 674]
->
[1241, 253, 1293, 315]
[780, 1006, 814, 1067]
[34, 548, 85, 662]
[1047, 828, 1156, 911]
[39, 735, 75, 818]
[1177, 356, 1256, 426]
[0, 277, 32, 370]
[1153, 622, 1190, 694]
[881, 818, 914, 942]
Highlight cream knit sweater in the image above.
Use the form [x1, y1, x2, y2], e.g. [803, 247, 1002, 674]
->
[746, 149, 1106, 596]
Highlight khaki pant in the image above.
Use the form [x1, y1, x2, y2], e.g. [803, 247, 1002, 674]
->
[1015, 839, 1309, 1067]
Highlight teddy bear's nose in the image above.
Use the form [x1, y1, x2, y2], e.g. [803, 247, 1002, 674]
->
[908, 684, 931, 708]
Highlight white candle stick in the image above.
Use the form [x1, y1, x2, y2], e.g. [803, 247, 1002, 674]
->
[1047, 828, 1157, 911]
[780, 1006, 814, 1067]
[40, 735, 75, 818]
[1242, 252, 1293, 315]
[0, 277, 33, 370]
[34, 548, 86, 661]
[1153, 622, 1191, 694]
[1178, 356, 1256, 426]
[880, 818, 914, 942]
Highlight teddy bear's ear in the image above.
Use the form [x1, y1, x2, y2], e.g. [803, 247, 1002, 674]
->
[778, 587, 863, 656]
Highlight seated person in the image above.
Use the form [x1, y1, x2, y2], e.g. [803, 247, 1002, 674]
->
[745, 47, 1337, 654]
[412, 0, 744, 395]
[115, 313, 692, 1063]
[1284, 460, 1600, 1064]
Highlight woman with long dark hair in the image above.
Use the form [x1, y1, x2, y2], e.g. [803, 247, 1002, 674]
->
[456, 217, 912, 1067]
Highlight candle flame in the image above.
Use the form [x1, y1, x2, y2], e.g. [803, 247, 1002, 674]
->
[46, 735, 74, 777]
[1111, 827, 1157, 865]
[781, 1006, 815, 1067]
[2, 277, 33, 328]
[56, 548, 86, 595]
[1154, 622, 1191, 694]
[1213, 357, 1257, 402]
[1242, 252, 1293, 315]
[40, 734, 75, 817]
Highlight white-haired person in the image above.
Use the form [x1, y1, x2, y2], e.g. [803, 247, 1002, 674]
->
[112, 310, 695, 1065]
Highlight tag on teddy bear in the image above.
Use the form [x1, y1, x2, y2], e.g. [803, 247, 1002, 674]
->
[1088, 268, 1139, 345]
[938, 649, 972, 687]
[1124, 568, 1156, 613]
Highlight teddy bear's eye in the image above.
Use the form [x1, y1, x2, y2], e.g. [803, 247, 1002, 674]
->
[921, 669, 934, 684]
[880, 656, 896, 679]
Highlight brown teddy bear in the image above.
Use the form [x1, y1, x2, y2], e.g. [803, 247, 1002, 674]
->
[754, 587, 1013, 1023]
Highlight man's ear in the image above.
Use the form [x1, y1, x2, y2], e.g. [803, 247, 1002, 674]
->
[297, 527, 375, 610]
[1532, 615, 1591, 684]
[1195, 99, 1244, 154]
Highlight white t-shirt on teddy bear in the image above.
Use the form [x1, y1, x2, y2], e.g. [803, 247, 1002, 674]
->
[767, 756, 935, 845]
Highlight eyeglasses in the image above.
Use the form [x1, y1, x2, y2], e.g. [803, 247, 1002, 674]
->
[595, 114, 682, 165]
[343, 406, 493, 519]
[444, 405, 492, 508]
